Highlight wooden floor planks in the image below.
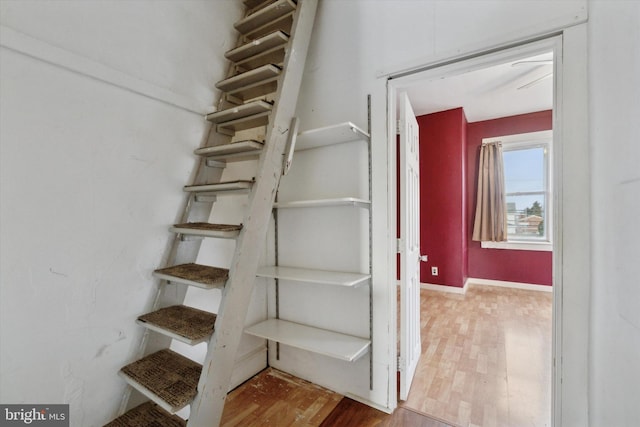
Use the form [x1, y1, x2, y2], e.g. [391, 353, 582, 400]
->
[220, 368, 342, 427]
[400, 285, 552, 427]
[216, 285, 550, 427]
[319, 398, 455, 427]
[220, 368, 454, 427]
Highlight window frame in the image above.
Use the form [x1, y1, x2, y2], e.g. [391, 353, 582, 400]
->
[481, 130, 553, 252]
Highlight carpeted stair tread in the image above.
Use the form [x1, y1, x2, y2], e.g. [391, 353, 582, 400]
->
[194, 140, 264, 158]
[184, 180, 254, 193]
[103, 401, 185, 427]
[120, 349, 201, 412]
[171, 222, 242, 239]
[137, 305, 216, 343]
[173, 222, 242, 232]
[153, 263, 229, 289]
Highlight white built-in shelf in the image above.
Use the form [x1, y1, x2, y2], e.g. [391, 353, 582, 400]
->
[257, 266, 370, 287]
[244, 319, 370, 362]
[295, 122, 370, 151]
[273, 197, 370, 209]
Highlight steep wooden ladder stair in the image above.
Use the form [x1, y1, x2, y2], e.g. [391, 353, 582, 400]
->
[104, 0, 317, 425]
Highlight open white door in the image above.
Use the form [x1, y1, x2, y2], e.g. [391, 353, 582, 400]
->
[399, 92, 421, 400]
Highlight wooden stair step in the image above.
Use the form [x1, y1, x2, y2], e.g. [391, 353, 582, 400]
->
[235, 0, 296, 35]
[104, 401, 186, 427]
[244, 11, 294, 41]
[119, 349, 201, 414]
[226, 79, 279, 102]
[194, 140, 264, 160]
[216, 64, 281, 92]
[153, 263, 228, 289]
[184, 180, 254, 194]
[137, 305, 216, 345]
[216, 64, 281, 100]
[217, 111, 270, 135]
[205, 100, 273, 124]
[244, 0, 267, 9]
[226, 31, 289, 69]
[171, 222, 242, 239]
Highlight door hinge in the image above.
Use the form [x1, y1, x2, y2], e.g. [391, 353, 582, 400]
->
[397, 238, 404, 253]
[396, 119, 401, 135]
[397, 356, 405, 371]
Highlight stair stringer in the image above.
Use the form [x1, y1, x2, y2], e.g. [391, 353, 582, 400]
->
[187, 1, 318, 426]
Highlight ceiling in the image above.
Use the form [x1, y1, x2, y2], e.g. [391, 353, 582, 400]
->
[405, 52, 553, 122]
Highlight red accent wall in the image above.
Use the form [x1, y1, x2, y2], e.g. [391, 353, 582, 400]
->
[419, 108, 468, 287]
[466, 111, 553, 286]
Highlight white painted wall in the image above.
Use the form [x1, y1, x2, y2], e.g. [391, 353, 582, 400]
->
[4, 1, 637, 426]
[284, 0, 592, 421]
[0, 1, 244, 426]
[588, 2, 640, 426]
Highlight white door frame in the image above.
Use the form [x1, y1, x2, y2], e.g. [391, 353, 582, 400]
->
[386, 34, 577, 426]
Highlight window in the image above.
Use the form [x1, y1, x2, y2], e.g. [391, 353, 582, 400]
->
[482, 130, 552, 251]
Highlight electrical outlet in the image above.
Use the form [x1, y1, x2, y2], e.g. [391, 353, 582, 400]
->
[431, 266, 438, 276]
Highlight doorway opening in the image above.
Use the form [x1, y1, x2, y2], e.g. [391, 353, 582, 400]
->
[390, 36, 561, 427]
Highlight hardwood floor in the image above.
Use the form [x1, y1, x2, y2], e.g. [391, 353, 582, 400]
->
[320, 398, 455, 427]
[400, 285, 552, 427]
[220, 368, 342, 427]
[219, 285, 550, 426]
[220, 368, 453, 426]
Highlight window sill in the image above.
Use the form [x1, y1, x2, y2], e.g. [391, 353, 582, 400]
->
[481, 240, 552, 251]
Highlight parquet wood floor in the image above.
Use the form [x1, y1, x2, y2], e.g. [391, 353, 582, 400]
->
[400, 285, 552, 427]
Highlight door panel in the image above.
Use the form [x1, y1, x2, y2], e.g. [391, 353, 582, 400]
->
[399, 92, 421, 400]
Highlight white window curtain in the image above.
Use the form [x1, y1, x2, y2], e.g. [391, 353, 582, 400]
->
[472, 142, 508, 242]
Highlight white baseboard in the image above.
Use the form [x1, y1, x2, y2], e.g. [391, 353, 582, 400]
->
[417, 278, 552, 293]
[467, 277, 553, 292]
[229, 345, 267, 390]
[420, 281, 468, 294]
[345, 393, 393, 414]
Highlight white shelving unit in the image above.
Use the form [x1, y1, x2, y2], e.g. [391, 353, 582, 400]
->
[245, 319, 370, 362]
[257, 266, 370, 287]
[247, 111, 373, 373]
[294, 121, 369, 151]
[273, 197, 370, 209]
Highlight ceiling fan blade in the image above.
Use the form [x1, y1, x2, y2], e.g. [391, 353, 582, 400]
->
[517, 72, 553, 90]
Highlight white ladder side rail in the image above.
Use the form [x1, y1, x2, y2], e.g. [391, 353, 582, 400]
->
[187, 1, 318, 426]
